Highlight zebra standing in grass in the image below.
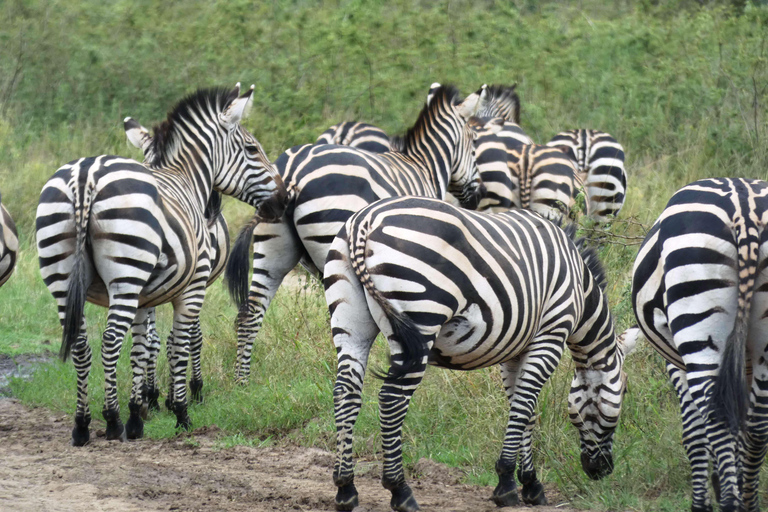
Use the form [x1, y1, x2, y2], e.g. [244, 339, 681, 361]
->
[324, 196, 634, 511]
[123, 122, 231, 409]
[316, 122, 391, 153]
[631, 178, 768, 512]
[0, 193, 18, 288]
[226, 84, 493, 383]
[547, 129, 626, 222]
[36, 84, 287, 446]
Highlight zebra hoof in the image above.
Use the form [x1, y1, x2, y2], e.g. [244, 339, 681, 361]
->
[172, 403, 192, 431]
[146, 388, 161, 412]
[389, 483, 420, 512]
[71, 416, 91, 447]
[690, 504, 713, 512]
[126, 404, 144, 440]
[164, 396, 173, 411]
[521, 480, 547, 506]
[335, 482, 359, 511]
[103, 409, 126, 442]
[190, 379, 203, 404]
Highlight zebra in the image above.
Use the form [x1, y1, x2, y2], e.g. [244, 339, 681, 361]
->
[0, 192, 19, 288]
[316, 122, 391, 153]
[226, 83, 494, 383]
[36, 84, 287, 446]
[323, 196, 634, 511]
[123, 122, 231, 409]
[546, 129, 627, 222]
[630, 177, 768, 511]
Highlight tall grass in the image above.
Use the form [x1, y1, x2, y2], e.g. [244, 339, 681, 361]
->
[1, 1, 768, 510]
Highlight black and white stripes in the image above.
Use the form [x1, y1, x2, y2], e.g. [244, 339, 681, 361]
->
[36, 84, 286, 446]
[0, 193, 18, 288]
[324, 196, 632, 511]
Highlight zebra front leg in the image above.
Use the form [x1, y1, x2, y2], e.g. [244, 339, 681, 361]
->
[188, 318, 204, 403]
[232, 217, 303, 384]
[143, 308, 162, 412]
[126, 308, 150, 440]
[494, 341, 564, 508]
[70, 319, 92, 446]
[667, 363, 714, 512]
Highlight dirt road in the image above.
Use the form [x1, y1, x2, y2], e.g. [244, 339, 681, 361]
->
[0, 398, 577, 511]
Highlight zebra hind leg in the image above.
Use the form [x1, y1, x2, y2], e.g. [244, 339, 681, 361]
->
[516, 414, 547, 505]
[70, 319, 92, 446]
[143, 308, 162, 412]
[126, 308, 150, 440]
[188, 318, 204, 403]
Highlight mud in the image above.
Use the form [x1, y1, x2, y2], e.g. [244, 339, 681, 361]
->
[0, 352, 54, 396]
[0, 397, 578, 511]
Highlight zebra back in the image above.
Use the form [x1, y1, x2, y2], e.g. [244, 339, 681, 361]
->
[547, 129, 626, 222]
[316, 122, 391, 153]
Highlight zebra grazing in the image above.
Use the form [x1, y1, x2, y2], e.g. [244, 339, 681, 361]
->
[0, 193, 19, 288]
[324, 196, 633, 511]
[316, 122, 391, 153]
[36, 84, 287, 446]
[124, 122, 231, 408]
[631, 178, 768, 512]
[547, 129, 626, 222]
[226, 83, 493, 383]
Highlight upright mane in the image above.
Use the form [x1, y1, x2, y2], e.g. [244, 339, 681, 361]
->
[478, 84, 520, 124]
[563, 223, 607, 292]
[391, 85, 462, 153]
[148, 87, 239, 167]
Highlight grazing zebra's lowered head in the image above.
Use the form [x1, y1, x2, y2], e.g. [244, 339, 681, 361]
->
[476, 83, 521, 124]
[0, 192, 18, 288]
[125, 83, 289, 221]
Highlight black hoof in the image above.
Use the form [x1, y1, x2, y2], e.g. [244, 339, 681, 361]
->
[71, 415, 91, 447]
[172, 402, 191, 431]
[190, 379, 203, 404]
[335, 482, 359, 511]
[164, 396, 173, 411]
[146, 387, 161, 412]
[390, 484, 420, 512]
[126, 403, 144, 440]
[103, 408, 126, 442]
[493, 460, 519, 507]
[691, 504, 713, 512]
[491, 488, 520, 507]
[521, 480, 547, 506]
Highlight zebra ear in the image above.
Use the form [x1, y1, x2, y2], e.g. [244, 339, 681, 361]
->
[124, 117, 152, 152]
[483, 117, 505, 134]
[617, 326, 642, 356]
[456, 84, 488, 119]
[220, 83, 255, 128]
[426, 82, 442, 106]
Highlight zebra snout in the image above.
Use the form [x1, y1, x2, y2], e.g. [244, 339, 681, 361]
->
[459, 182, 486, 210]
[580, 451, 613, 480]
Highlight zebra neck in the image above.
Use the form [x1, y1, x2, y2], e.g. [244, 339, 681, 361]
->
[400, 133, 455, 199]
[152, 164, 213, 217]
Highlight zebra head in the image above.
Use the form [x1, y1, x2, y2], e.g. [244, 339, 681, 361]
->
[565, 243, 635, 480]
[125, 84, 288, 221]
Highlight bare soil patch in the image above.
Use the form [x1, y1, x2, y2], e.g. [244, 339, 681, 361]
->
[0, 398, 577, 511]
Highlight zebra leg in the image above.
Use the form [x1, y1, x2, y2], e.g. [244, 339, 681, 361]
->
[126, 308, 150, 440]
[325, 241, 379, 511]
[743, 366, 768, 511]
[165, 328, 174, 411]
[667, 363, 713, 512]
[493, 340, 564, 507]
[70, 319, 92, 446]
[143, 308, 161, 412]
[515, 414, 546, 505]
[235, 218, 303, 384]
[189, 318, 204, 403]
[101, 303, 139, 443]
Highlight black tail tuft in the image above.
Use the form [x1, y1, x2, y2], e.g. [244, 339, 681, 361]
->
[61, 257, 88, 361]
[712, 320, 748, 436]
[225, 219, 256, 308]
[371, 311, 427, 381]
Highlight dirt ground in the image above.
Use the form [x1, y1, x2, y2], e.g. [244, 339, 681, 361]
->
[0, 398, 579, 512]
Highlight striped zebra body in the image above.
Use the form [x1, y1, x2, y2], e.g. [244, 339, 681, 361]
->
[0, 194, 19, 288]
[226, 84, 489, 383]
[36, 85, 286, 446]
[631, 178, 768, 511]
[324, 196, 632, 511]
[316, 122, 391, 153]
[547, 129, 626, 221]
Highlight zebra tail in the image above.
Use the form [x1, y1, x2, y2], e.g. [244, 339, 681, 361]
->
[61, 176, 93, 362]
[712, 228, 758, 436]
[349, 229, 426, 381]
[225, 218, 256, 309]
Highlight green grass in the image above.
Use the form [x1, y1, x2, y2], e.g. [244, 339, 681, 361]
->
[2, 0, 768, 510]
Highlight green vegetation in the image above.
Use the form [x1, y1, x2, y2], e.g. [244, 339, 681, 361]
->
[1, 0, 767, 510]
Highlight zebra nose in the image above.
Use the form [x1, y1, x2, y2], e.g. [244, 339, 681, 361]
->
[458, 183, 486, 210]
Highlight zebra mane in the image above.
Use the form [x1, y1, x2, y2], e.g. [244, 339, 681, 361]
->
[393, 85, 463, 153]
[149, 87, 240, 167]
[204, 191, 223, 223]
[562, 223, 607, 292]
[477, 84, 520, 124]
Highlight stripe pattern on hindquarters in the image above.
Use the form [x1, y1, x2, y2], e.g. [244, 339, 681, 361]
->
[316, 122, 391, 153]
[226, 84, 488, 384]
[631, 177, 768, 511]
[547, 129, 626, 222]
[36, 84, 285, 446]
[0, 193, 19, 288]
[324, 196, 631, 510]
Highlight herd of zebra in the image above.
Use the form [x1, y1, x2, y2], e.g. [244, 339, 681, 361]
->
[0, 81, 763, 512]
